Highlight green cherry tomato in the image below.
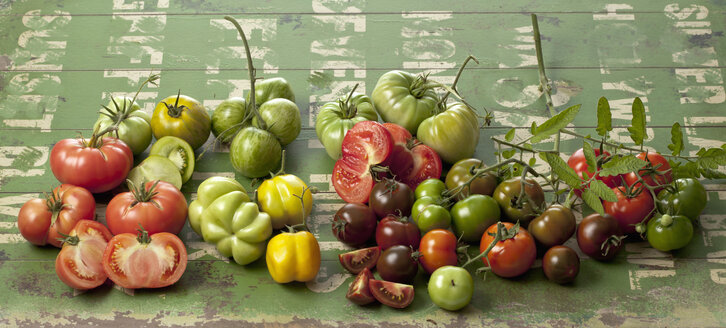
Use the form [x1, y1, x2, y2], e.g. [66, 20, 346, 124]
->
[445, 158, 498, 200]
[211, 97, 248, 143]
[411, 197, 451, 233]
[656, 178, 707, 222]
[229, 127, 282, 178]
[371, 70, 439, 134]
[493, 178, 545, 227]
[127, 155, 183, 190]
[93, 96, 152, 155]
[428, 266, 474, 311]
[415, 178, 446, 201]
[149, 136, 195, 184]
[151, 94, 211, 150]
[646, 214, 694, 252]
[417, 102, 480, 164]
[252, 98, 301, 146]
[247, 77, 295, 106]
[450, 194, 501, 243]
[315, 92, 378, 160]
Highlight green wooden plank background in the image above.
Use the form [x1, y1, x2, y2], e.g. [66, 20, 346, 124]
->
[1, 0, 726, 327]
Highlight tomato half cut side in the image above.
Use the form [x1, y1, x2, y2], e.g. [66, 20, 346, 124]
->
[55, 220, 113, 290]
[369, 279, 415, 309]
[341, 121, 393, 165]
[332, 158, 374, 203]
[338, 246, 381, 274]
[346, 267, 376, 305]
[103, 232, 187, 289]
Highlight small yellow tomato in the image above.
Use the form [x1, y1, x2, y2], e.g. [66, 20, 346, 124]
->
[257, 174, 312, 230]
[266, 231, 321, 283]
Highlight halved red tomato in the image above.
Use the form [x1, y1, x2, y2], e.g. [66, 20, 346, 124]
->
[55, 220, 112, 290]
[338, 246, 381, 274]
[369, 279, 415, 309]
[380, 123, 442, 189]
[346, 267, 375, 305]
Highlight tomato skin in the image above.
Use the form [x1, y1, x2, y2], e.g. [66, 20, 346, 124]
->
[415, 179, 446, 201]
[445, 158, 498, 201]
[212, 97, 248, 143]
[55, 220, 112, 290]
[479, 222, 536, 278]
[576, 213, 623, 261]
[266, 231, 321, 283]
[624, 152, 672, 193]
[380, 123, 442, 189]
[542, 246, 580, 284]
[492, 178, 545, 227]
[656, 178, 707, 222]
[248, 77, 296, 106]
[646, 214, 693, 252]
[375, 215, 421, 250]
[50, 137, 133, 193]
[417, 102, 481, 164]
[528, 204, 576, 248]
[567, 148, 619, 196]
[332, 203, 377, 247]
[603, 186, 654, 234]
[106, 181, 188, 235]
[428, 266, 473, 311]
[230, 126, 282, 179]
[369, 179, 415, 219]
[17, 185, 95, 248]
[371, 70, 438, 134]
[315, 92, 378, 160]
[419, 229, 458, 275]
[151, 94, 211, 150]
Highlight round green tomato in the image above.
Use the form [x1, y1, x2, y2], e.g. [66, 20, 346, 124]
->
[417, 102, 480, 164]
[315, 93, 378, 160]
[451, 194, 501, 243]
[149, 136, 195, 183]
[252, 98, 301, 146]
[248, 77, 295, 106]
[94, 96, 152, 155]
[415, 178, 446, 201]
[411, 197, 451, 233]
[230, 127, 282, 178]
[127, 155, 182, 190]
[188, 177, 248, 235]
[371, 70, 439, 134]
[151, 94, 211, 150]
[493, 178, 545, 227]
[647, 214, 693, 252]
[428, 266, 473, 311]
[211, 97, 247, 143]
[656, 178, 707, 221]
[445, 158, 498, 200]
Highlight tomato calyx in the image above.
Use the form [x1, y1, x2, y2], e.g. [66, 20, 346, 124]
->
[127, 180, 162, 208]
[56, 231, 79, 246]
[135, 225, 153, 245]
[339, 83, 361, 119]
[409, 72, 435, 99]
[600, 234, 626, 257]
[461, 221, 512, 270]
[44, 187, 69, 225]
[161, 90, 190, 119]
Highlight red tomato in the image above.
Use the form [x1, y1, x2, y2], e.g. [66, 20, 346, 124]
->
[55, 220, 112, 290]
[50, 137, 133, 193]
[567, 148, 619, 196]
[380, 123, 442, 189]
[17, 184, 95, 248]
[624, 152, 672, 193]
[603, 186, 654, 234]
[375, 215, 420, 250]
[106, 180, 187, 235]
[479, 222, 536, 278]
[332, 121, 393, 203]
[103, 229, 187, 289]
[419, 229, 458, 274]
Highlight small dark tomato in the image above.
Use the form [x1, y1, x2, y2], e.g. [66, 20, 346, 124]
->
[369, 179, 415, 218]
[492, 177, 545, 227]
[376, 245, 419, 284]
[542, 245, 580, 284]
[332, 203, 377, 246]
[375, 215, 421, 250]
[528, 204, 576, 248]
[576, 213, 623, 261]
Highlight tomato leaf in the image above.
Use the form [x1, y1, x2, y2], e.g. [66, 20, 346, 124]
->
[589, 180, 618, 202]
[528, 157, 537, 167]
[696, 147, 726, 170]
[627, 97, 647, 146]
[505, 128, 516, 142]
[668, 122, 684, 156]
[701, 167, 726, 179]
[530, 104, 581, 143]
[544, 152, 581, 188]
[582, 189, 605, 215]
[530, 121, 537, 135]
[670, 160, 700, 180]
[502, 149, 517, 159]
[596, 97, 612, 136]
[583, 141, 597, 174]
[599, 155, 647, 177]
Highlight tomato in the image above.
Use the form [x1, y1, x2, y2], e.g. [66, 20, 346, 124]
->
[55, 220, 112, 290]
[576, 213, 623, 261]
[646, 214, 693, 252]
[266, 230, 321, 283]
[17, 184, 95, 248]
[258, 172, 312, 230]
[230, 126, 282, 178]
[93, 96, 152, 155]
[528, 204, 576, 248]
[445, 158, 498, 200]
[346, 267, 375, 306]
[428, 266, 473, 311]
[419, 229, 458, 274]
[212, 97, 248, 143]
[151, 93, 211, 150]
[450, 194, 501, 243]
[127, 155, 183, 190]
[332, 203, 377, 246]
[380, 123, 442, 189]
[338, 247, 381, 275]
[252, 98, 301, 146]
[656, 178, 707, 221]
[415, 178, 446, 201]
[603, 186, 654, 234]
[417, 102, 481, 164]
[542, 246, 580, 284]
[315, 90, 378, 160]
[371, 70, 438, 134]
[149, 136, 195, 184]
[567, 147, 619, 197]
[377, 245, 419, 283]
[411, 197, 451, 233]
[50, 137, 133, 193]
[479, 222, 536, 278]
[103, 229, 187, 289]
[375, 215, 421, 250]
[492, 178, 545, 227]
[248, 77, 295, 106]
[106, 180, 188, 236]
[369, 179, 415, 219]
[369, 279, 414, 309]
[624, 152, 673, 193]
[332, 121, 393, 203]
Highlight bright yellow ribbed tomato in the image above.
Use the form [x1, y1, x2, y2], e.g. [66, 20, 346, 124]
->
[266, 231, 321, 283]
[257, 174, 313, 230]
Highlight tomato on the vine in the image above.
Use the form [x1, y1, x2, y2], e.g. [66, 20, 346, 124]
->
[576, 213, 623, 261]
[624, 152, 672, 193]
[50, 137, 133, 193]
[419, 229, 458, 274]
[445, 158, 498, 200]
[656, 178, 707, 221]
[411, 196, 451, 233]
[528, 204, 576, 248]
[55, 220, 112, 290]
[567, 147, 619, 196]
[415, 178, 446, 201]
[106, 180, 188, 236]
[377, 245, 419, 283]
[603, 185, 654, 234]
[479, 222, 536, 278]
[646, 214, 693, 252]
[450, 194, 500, 244]
[492, 178, 545, 227]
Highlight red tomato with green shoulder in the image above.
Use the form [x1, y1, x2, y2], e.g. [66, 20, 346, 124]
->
[105, 180, 188, 235]
[479, 222, 536, 278]
[55, 220, 112, 290]
[624, 152, 672, 193]
[50, 137, 133, 193]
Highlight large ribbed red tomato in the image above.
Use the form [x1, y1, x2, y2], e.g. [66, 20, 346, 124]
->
[50, 137, 133, 193]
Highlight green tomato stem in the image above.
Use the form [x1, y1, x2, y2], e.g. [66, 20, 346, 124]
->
[559, 129, 698, 160]
[531, 14, 555, 116]
[341, 83, 360, 119]
[438, 55, 478, 109]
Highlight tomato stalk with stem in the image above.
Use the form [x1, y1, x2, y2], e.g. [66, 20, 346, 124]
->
[460, 221, 508, 273]
[224, 16, 266, 131]
[531, 14, 554, 116]
[98, 73, 159, 139]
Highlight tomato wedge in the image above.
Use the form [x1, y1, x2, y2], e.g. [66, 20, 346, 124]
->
[369, 279, 415, 309]
[380, 123, 442, 189]
[338, 246, 381, 274]
[346, 267, 376, 305]
[55, 220, 112, 290]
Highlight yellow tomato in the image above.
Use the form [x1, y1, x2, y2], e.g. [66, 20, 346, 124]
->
[151, 94, 211, 150]
[266, 231, 320, 283]
[257, 174, 312, 230]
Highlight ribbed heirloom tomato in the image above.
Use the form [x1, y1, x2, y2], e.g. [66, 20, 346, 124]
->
[106, 180, 188, 235]
[50, 137, 133, 193]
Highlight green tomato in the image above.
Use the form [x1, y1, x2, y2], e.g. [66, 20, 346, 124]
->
[211, 97, 248, 143]
[188, 176, 248, 235]
[647, 214, 693, 252]
[315, 93, 378, 160]
[415, 178, 447, 201]
[411, 197, 451, 233]
[93, 96, 152, 155]
[149, 136, 195, 184]
[417, 102, 480, 164]
[252, 98, 301, 146]
[428, 266, 473, 311]
[151, 94, 211, 150]
[247, 77, 295, 106]
[492, 178, 545, 227]
[371, 70, 439, 134]
[127, 155, 183, 190]
[229, 126, 282, 178]
[451, 194, 501, 243]
[656, 178, 707, 221]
